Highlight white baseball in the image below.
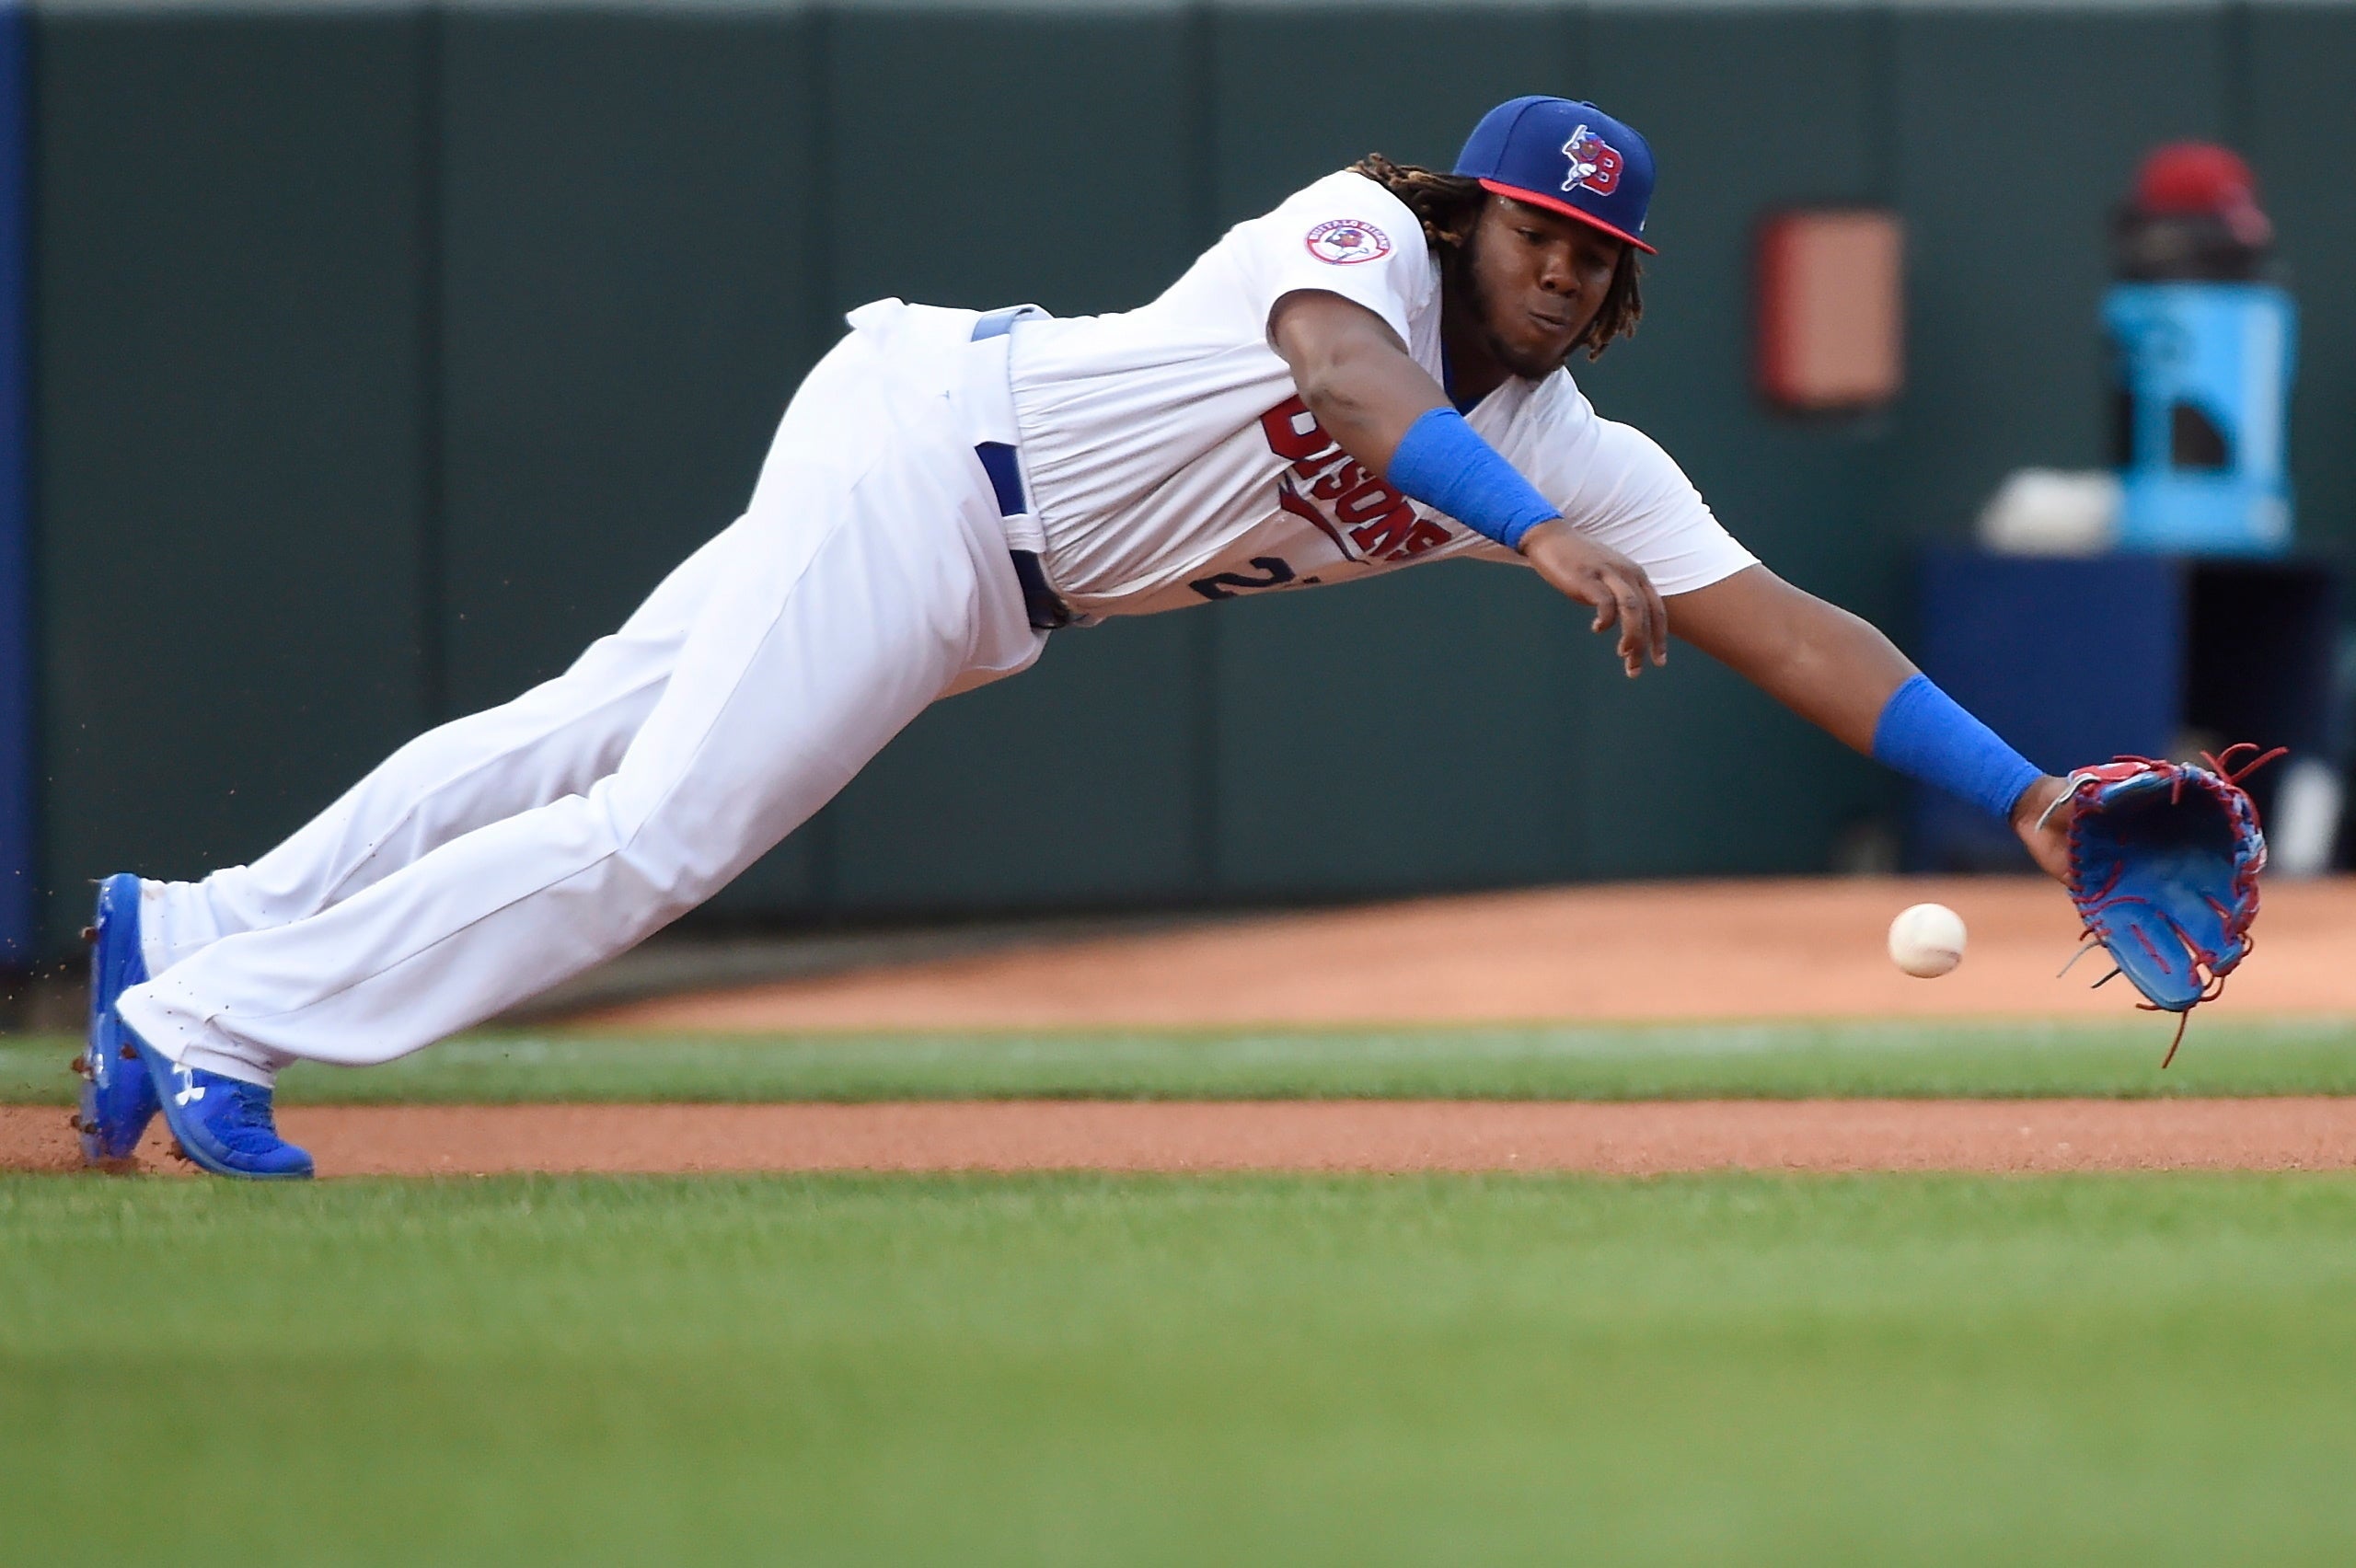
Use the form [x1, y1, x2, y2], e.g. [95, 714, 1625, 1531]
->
[1888, 902, 1967, 978]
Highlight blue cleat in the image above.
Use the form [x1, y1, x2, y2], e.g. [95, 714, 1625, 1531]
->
[75, 873, 160, 1166]
[135, 1040, 314, 1181]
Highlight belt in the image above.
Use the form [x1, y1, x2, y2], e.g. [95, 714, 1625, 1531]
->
[970, 308, 1074, 632]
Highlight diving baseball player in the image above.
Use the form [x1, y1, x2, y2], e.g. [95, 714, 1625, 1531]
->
[76, 96, 2079, 1177]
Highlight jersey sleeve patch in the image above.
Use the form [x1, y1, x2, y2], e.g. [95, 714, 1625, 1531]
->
[1304, 219, 1392, 265]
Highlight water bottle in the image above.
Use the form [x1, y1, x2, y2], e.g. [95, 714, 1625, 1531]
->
[2103, 144, 2296, 557]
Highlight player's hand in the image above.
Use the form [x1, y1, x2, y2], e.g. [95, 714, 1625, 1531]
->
[2011, 774, 2073, 882]
[1518, 520, 1667, 677]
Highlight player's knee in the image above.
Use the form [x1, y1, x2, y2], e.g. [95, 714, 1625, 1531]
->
[616, 844, 730, 922]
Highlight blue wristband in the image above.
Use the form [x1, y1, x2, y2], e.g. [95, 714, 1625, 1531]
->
[1872, 674, 2042, 821]
[1384, 407, 1560, 549]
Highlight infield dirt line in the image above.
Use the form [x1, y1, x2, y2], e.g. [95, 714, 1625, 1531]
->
[578, 878, 2356, 1032]
[10, 1098, 2356, 1177]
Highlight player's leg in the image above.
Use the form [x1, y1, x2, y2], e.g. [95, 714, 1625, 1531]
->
[116, 366, 1039, 1171]
[131, 513, 762, 974]
[77, 333, 866, 1164]
[75, 528, 745, 1163]
[77, 393, 818, 1162]
[77, 517, 751, 1159]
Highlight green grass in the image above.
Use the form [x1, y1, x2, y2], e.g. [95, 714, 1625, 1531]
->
[10, 1015, 2356, 1104]
[6, 1173, 2356, 1565]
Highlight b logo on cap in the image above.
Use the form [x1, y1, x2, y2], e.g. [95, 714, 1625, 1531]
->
[1560, 125, 1623, 198]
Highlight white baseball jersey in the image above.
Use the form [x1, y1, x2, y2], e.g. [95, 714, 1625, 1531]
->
[117, 174, 1762, 1096]
[1006, 169, 1757, 618]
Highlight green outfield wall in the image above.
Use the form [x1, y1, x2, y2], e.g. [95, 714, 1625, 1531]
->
[24, 0, 2356, 951]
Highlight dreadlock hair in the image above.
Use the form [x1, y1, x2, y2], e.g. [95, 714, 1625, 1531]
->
[1348, 153, 1643, 363]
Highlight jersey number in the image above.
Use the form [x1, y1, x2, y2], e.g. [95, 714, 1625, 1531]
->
[1189, 557, 1296, 601]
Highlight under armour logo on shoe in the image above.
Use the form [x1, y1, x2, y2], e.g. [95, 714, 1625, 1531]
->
[172, 1065, 205, 1107]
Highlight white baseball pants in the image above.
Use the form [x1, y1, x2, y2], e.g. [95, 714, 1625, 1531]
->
[117, 311, 1045, 1083]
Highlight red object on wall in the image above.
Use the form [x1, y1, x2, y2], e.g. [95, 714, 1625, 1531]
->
[1756, 208, 1905, 411]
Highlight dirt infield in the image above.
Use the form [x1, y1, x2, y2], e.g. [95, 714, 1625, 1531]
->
[13, 1098, 2356, 1177]
[583, 877, 2356, 1032]
[17, 877, 2350, 1180]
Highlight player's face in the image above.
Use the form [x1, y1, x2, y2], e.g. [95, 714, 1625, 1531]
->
[1461, 196, 1623, 378]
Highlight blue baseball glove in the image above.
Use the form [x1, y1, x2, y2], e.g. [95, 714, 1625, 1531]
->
[2050, 745, 2279, 1065]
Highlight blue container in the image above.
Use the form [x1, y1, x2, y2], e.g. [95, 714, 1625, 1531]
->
[2103, 282, 2296, 556]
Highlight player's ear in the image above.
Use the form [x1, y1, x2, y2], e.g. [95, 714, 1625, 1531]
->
[1580, 247, 1644, 361]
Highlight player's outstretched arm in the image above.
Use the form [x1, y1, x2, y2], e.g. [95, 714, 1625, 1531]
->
[1267, 289, 1666, 674]
[1267, 288, 1449, 472]
[1669, 564, 2071, 877]
[1666, 564, 1910, 751]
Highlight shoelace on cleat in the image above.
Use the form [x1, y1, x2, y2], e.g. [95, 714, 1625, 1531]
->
[209, 1081, 289, 1151]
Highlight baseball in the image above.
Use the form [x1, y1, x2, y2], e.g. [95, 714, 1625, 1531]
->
[1888, 902, 1967, 978]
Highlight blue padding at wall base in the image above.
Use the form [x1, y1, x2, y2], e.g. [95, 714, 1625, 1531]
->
[0, 1, 30, 964]
[1908, 549, 2182, 873]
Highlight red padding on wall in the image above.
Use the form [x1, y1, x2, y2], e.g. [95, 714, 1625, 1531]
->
[1757, 208, 1905, 411]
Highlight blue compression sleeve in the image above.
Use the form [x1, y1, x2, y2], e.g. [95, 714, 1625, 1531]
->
[1872, 674, 2043, 820]
[1385, 407, 1560, 549]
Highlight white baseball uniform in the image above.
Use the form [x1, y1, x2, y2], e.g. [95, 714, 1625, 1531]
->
[117, 170, 1754, 1082]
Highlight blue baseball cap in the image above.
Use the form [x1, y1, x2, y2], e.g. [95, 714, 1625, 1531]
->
[1454, 96, 1657, 254]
